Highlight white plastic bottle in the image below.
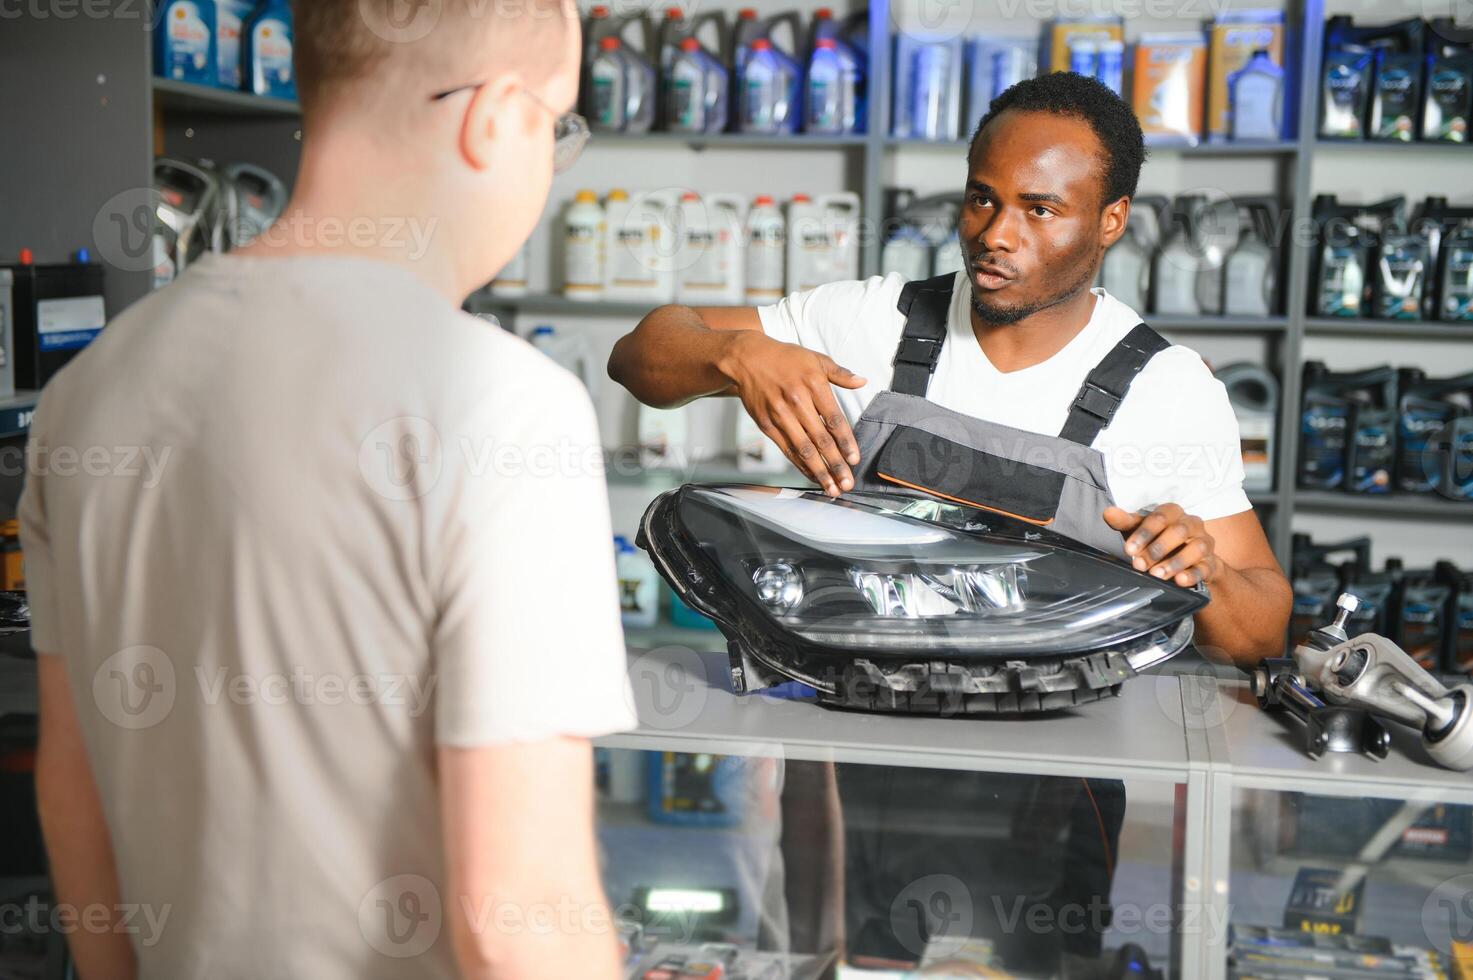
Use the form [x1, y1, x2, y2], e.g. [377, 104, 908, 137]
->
[490, 238, 530, 296]
[605, 189, 678, 302]
[932, 231, 965, 277]
[528, 325, 600, 396]
[677, 192, 746, 304]
[735, 406, 787, 473]
[787, 191, 860, 291]
[637, 404, 689, 469]
[614, 535, 660, 628]
[744, 195, 786, 303]
[881, 226, 931, 282]
[563, 189, 605, 300]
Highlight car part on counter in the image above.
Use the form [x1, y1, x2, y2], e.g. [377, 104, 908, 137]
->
[1254, 593, 1473, 770]
[637, 484, 1208, 715]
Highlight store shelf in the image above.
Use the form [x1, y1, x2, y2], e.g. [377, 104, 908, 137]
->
[1293, 490, 1472, 518]
[885, 137, 1299, 157]
[1304, 317, 1473, 340]
[151, 78, 300, 117]
[1152, 316, 1289, 334]
[1314, 137, 1471, 156]
[588, 131, 867, 150]
[476, 292, 669, 318]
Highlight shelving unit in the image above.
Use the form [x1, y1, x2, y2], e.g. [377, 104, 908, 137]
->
[3, 0, 1470, 560]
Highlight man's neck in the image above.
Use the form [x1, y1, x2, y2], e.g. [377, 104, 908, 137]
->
[970, 287, 1099, 374]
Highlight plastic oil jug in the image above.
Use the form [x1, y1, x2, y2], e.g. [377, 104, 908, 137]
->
[219, 161, 287, 248]
[155, 0, 216, 85]
[1229, 49, 1285, 141]
[676, 192, 745, 305]
[1393, 567, 1455, 672]
[1100, 195, 1164, 313]
[243, 0, 296, 100]
[1439, 222, 1473, 320]
[805, 37, 861, 134]
[615, 535, 660, 629]
[1215, 363, 1279, 492]
[744, 195, 786, 303]
[1371, 224, 1431, 320]
[881, 226, 931, 283]
[1223, 200, 1277, 317]
[734, 404, 787, 474]
[604, 189, 676, 302]
[667, 38, 730, 133]
[1152, 200, 1203, 315]
[1395, 368, 1473, 494]
[739, 38, 800, 134]
[490, 239, 530, 297]
[589, 36, 657, 133]
[563, 189, 605, 300]
[528, 325, 599, 396]
[638, 404, 689, 469]
[931, 231, 964, 277]
[787, 192, 860, 292]
[216, 0, 253, 90]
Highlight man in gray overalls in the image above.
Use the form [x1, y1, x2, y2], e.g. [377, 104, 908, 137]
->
[611, 72, 1292, 973]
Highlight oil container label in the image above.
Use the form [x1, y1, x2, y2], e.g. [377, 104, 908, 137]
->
[36, 296, 105, 352]
[1300, 402, 1349, 488]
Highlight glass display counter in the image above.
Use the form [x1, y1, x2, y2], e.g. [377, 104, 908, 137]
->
[598, 650, 1473, 980]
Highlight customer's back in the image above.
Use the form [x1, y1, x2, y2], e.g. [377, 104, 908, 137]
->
[23, 3, 634, 978]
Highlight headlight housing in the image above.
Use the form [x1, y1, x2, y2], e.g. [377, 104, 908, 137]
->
[637, 485, 1208, 715]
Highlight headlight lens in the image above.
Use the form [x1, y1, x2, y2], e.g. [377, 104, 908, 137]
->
[669, 486, 1205, 657]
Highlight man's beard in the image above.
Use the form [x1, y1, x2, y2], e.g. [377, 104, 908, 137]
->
[969, 254, 1098, 326]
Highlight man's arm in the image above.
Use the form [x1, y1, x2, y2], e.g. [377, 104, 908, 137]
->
[608, 305, 867, 495]
[439, 738, 620, 979]
[35, 653, 137, 980]
[1103, 506, 1292, 668]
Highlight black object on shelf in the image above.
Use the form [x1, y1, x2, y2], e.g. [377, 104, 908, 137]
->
[152, 77, 300, 117]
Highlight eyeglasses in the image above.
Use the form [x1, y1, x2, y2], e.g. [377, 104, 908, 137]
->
[429, 83, 590, 174]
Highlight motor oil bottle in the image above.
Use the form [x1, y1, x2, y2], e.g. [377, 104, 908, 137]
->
[615, 535, 660, 629]
[1423, 21, 1473, 143]
[1215, 363, 1278, 493]
[666, 37, 729, 134]
[1193, 196, 1237, 315]
[734, 404, 787, 474]
[1393, 567, 1455, 673]
[1395, 369, 1473, 493]
[1319, 47, 1372, 139]
[1370, 48, 1422, 142]
[604, 189, 677, 302]
[1371, 223, 1431, 320]
[1437, 222, 1473, 320]
[215, 0, 253, 90]
[1101, 195, 1165, 313]
[528, 325, 599, 396]
[243, 0, 295, 100]
[1298, 361, 1391, 490]
[1152, 198, 1203, 316]
[1432, 411, 1473, 501]
[1341, 558, 1401, 637]
[638, 404, 689, 469]
[1311, 195, 1369, 317]
[787, 192, 860, 291]
[563, 189, 605, 300]
[676, 192, 745, 305]
[155, 0, 216, 86]
[739, 38, 800, 134]
[1223, 200, 1278, 317]
[1436, 561, 1473, 676]
[656, 7, 717, 126]
[743, 195, 786, 303]
[490, 239, 531, 297]
[1229, 49, 1285, 141]
[805, 37, 861, 134]
[220, 162, 287, 248]
[881, 226, 931, 283]
[931, 231, 964, 277]
[1289, 534, 1371, 646]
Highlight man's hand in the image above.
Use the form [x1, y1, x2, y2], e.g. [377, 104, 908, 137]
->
[718, 331, 868, 496]
[1103, 503, 1218, 588]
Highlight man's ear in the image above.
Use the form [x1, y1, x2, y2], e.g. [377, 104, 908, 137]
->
[1100, 195, 1130, 249]
[459, 74, 523, 172]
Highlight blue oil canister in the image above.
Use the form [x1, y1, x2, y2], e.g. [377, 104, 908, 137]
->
[243, 0, 296, 100]
[155, 0, 217, 86]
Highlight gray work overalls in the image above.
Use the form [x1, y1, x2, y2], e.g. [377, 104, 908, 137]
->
[835, 273, 1171, 969]
[847, 272, 1171, 561]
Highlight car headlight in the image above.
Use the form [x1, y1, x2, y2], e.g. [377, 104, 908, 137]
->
[637, 485, 1208, 715]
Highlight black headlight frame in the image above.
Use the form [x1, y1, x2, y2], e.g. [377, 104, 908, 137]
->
[637, 485, 1206, 716]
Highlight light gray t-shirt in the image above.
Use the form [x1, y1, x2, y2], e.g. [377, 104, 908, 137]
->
[18, 253, 636, 978]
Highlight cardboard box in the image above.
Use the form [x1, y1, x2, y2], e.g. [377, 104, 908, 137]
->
[1133, 32, 1208, 144]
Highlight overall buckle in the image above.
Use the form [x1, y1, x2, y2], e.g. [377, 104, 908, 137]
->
[894, 336, 943, 370]
[1070, 381, 1121, 423]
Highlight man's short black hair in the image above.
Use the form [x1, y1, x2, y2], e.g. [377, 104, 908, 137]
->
[969, 71, 1147, 207]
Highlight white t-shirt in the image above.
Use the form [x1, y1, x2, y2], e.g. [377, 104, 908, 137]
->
[757, 272, 1252, 521]
[18, 253, 636, 979]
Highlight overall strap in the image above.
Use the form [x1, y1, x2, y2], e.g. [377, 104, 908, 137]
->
[1058, 323, 1172, 446]
[889, 273, 957, 397]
